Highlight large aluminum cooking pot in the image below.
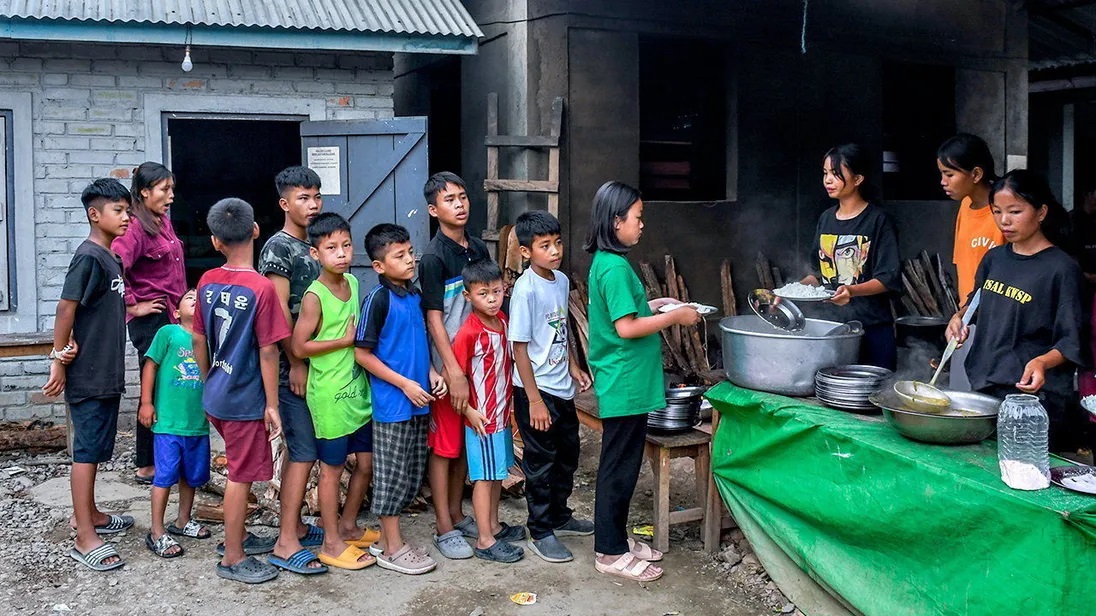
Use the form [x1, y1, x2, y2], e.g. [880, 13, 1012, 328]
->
[719, 315, 862, 396]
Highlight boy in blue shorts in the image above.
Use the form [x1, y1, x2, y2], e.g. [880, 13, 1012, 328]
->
[43, 178, 133, 572]
[356, 223, 447, 575]
[290, 213, 375, 571]
[258, 167, 327, 567]
[194, 198, 291, 584]
[139, 288, 212, 558]
[453, 260, 524, 563]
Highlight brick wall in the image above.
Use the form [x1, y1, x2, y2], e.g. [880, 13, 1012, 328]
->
[0, 41, 396, 422]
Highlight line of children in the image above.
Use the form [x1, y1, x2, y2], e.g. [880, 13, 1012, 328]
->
[48, 169, 655, 584]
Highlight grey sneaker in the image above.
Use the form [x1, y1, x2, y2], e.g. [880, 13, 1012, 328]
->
[528, 534, 573, 563]
[434, 529, 473, 560]
[454, 515, 479, 539]
[554, 517, 594, 537]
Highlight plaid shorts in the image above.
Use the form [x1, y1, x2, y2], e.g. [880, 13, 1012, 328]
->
[370, 414, 429, 517]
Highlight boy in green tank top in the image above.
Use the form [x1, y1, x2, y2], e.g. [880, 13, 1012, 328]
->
[290, 213, 376, 571]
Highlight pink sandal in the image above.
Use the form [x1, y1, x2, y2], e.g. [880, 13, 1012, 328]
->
[594, 552, 663, 582]
[595, 538, 664, 562]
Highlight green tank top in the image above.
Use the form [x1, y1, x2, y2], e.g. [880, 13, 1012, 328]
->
[304, 274, 372, 439]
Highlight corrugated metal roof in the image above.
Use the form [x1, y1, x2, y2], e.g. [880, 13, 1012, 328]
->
[0, 0, 483, 38]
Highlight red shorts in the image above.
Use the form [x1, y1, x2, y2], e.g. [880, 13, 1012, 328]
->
[208, 415, 274, 483]
[427, 395, 464, 459]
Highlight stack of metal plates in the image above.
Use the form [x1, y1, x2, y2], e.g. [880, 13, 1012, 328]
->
[814, 365, 892, 413]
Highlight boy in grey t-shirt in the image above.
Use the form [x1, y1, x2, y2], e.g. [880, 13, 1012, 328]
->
[509, 211, 593, 563]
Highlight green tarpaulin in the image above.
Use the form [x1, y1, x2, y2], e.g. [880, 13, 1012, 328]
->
[707, 382, 1096, 616]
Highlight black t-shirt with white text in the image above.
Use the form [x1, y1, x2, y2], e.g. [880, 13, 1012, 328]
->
[963, 244, 1084, 398]
[60, 240, 127, 403]
[810, 203, 902, 326]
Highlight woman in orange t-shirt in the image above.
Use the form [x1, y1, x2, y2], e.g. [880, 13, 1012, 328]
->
[937, 134, 1005, 390]
[938, 134, 1006, 302]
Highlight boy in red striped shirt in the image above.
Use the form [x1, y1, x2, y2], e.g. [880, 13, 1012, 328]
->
[452, 260, 524, 563]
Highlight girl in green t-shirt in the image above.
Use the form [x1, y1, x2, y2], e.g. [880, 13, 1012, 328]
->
[582, 181, 700, 582]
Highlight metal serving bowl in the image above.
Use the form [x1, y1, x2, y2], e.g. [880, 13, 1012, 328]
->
[869, 389, 1001, 445]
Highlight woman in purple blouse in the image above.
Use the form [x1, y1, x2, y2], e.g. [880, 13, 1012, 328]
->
[111, 162, 186, 483]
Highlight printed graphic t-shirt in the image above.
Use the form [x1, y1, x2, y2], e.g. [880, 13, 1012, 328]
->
[355, 277, 431, 423]
[811, 203, 902, 326]
[304, 274, 372, 439]
[586, 251, 664, 419]
[258, 230, 321, 385]
[964, 245, 1084, 399]
[509, 268, 576, 399]
[953, 197, 1005, 301]
[453, 312, 511, 434]
[193, 266, 291, 421]
[419, 232, 490, 369]
[144, 324, 208, 436]
[60, 240, 126, 404]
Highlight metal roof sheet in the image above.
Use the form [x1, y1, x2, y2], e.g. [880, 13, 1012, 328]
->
[0, 0, 482, 37]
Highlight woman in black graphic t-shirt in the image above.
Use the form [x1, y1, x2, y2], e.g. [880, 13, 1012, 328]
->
[800, 144, 902, 370]
[947, 170, 1084, 450]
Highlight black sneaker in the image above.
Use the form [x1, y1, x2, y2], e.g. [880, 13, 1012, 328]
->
[554, 517, 594, 537]
[528, 534, 574, 563]
[494, 522, 527, 543]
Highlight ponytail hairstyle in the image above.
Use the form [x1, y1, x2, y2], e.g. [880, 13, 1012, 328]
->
[937, 133, 997, 185]
[583, 181, 642, 254]
[989, 169, 1073, 250]
[129, 161, 174, 235]
[823, 143, 880, 203]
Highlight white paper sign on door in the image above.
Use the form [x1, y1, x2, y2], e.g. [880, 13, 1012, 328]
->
[307, 146, 342, 196]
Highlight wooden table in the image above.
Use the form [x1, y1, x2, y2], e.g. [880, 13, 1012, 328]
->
[0, 331, 53, 358]
[574, 390, 721, 553]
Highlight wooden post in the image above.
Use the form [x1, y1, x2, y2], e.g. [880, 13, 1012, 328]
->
[485, 92, 500, 258]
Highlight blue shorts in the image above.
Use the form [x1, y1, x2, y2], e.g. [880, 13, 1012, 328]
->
[70, 395, 121, 464]
[315, 422, 373, 467]
[465, 427, 514, 482]
[279, 386, 318, 463]
[152, 433, 211, 488]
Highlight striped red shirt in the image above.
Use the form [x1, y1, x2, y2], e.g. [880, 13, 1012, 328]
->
[453, 312, 511, 434]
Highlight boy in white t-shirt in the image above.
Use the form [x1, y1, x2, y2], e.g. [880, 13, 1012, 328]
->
[509, 210, 593, 563]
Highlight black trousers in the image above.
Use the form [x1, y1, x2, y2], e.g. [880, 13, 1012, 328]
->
[593, 412, 647, 555]
[860, 323, 897, 371]
[127, 312, 171, 469]
[513, 388, 580, 540]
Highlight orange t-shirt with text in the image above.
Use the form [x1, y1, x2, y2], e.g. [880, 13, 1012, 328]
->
[953, 196, 1006, 302]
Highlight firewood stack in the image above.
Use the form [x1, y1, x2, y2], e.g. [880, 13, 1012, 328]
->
[897, 251, 960, 318]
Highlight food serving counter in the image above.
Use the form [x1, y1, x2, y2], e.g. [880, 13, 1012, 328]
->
[706, 382, 1096, 616]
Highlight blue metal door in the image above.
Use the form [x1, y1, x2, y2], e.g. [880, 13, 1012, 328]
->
[300, 117, 428, 288]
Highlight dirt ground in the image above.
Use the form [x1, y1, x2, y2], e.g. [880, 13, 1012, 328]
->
[0, 422, 780, 616]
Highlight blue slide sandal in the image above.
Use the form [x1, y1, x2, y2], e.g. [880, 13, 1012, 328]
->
[299, 524, 324, 547]
[269, 549, 328, 575]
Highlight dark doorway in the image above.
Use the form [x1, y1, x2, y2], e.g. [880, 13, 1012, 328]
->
[166, 117, 302, 286]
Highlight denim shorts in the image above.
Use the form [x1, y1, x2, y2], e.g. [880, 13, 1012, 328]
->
[279, 386, 318, 463]
[315, 422, 373, 467]
[70, 396, 121, 464]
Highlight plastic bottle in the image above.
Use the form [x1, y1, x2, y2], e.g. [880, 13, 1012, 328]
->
[997, 393, 1050, 490]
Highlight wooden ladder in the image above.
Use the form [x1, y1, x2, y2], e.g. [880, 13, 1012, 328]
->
[481, 92, 564, 257]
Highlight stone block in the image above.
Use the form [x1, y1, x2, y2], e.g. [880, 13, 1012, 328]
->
[43, 58, 92, 72]
[117, 76, 165, 89]
[42, 73, 68, 86]
[88, 108, 135, 122]
[248, 80, 296, 94]
[42, 136, 91, 151]
[9, 58, 43, 72]
[69, 73, 118, 87]
[35, 122, 67, 136]
[67, 123, 113, 136]
[68, 150, 117, 165]
[39, 103, 88, 121]
[91, 90, 139, 106]
[294, 81, 336, 94]
[295, 53, 337, 68]
[42, 87, 92, 102]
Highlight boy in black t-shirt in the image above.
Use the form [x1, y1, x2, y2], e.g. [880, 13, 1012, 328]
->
[42, 178, 134, 571]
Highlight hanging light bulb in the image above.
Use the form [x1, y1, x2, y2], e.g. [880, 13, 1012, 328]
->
[181, 45, 193, 72]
